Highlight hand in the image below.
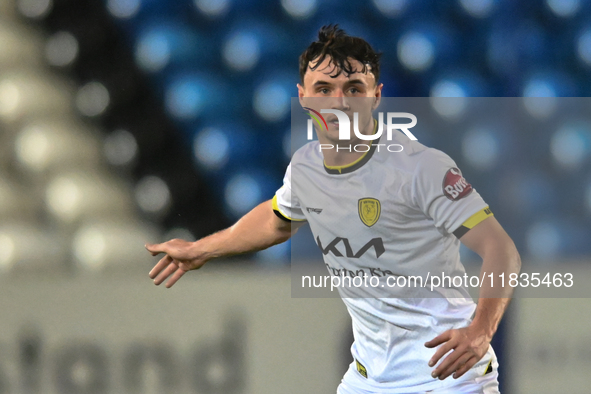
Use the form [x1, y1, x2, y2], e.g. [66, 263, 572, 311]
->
[424, 325, 491, 380]
[146, 239, 209, 288]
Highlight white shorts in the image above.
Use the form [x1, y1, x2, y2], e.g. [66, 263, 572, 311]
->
[337, 370, 500, 394]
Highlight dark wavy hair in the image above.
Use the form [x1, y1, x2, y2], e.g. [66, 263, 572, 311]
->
[299, 24, 382, 85]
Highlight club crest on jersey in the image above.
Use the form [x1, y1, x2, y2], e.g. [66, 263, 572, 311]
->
[358, 198, 381, 227]
[443, 167, 473, 201]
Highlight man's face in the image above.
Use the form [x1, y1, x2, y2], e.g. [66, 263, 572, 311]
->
[298, 56, 383, 144]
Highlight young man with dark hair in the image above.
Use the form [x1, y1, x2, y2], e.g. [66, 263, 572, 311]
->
[147, 25, 520, 393]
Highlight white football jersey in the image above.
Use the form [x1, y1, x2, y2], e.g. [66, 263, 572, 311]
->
[273, 127, 497, 393]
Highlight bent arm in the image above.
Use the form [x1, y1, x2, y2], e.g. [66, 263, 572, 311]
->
[460, 216, 521, 338]
[426, 215, 521, 379]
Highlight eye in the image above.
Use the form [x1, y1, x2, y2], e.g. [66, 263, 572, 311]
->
[319, 88, 330, 94]
[348, 86, 365, 95]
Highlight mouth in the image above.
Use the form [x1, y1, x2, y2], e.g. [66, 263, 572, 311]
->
[323, 117, 341, 125]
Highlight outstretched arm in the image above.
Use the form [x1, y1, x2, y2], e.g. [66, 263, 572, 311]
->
[146, 199, 304, 288]
[425, 216, 521, 380]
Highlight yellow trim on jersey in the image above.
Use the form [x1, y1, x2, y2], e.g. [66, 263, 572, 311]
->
[463, 206, 493, 229]
[272, 195, 306, 222]
[323, 119, 378, 174]
[453, 207, 493, 238]
[355, 359, 368, 378]
[483, 359, 493, 376]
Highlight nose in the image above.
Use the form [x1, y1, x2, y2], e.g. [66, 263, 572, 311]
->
[330, 89, 350, 110]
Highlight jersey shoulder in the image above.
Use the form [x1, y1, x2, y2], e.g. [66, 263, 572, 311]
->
[378, 131, 455, 177]
[291, 140, 322, 167]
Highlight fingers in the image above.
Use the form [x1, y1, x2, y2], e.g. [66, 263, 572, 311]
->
[425, 330, 451, 348]
[432, 347, 462, 378]
[426, 326, 490, 380]
[153, 261, 178, 285]
[147, 239, 194, 288]
[149, 255, 172, 279]
[435, 351, 472, 380]
[428, 341, 455, 368]
[453, 356, 477, 379]
[165, 267, 187, 288]
[427, 334, 455, 368]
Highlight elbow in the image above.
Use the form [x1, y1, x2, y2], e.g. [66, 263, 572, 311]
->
[500, 238, 521, 274]
[273, 226, 297, 246]
[481, 237, 521, 273]
[512, 243, 522, 274]
[276, 232, 291, 245]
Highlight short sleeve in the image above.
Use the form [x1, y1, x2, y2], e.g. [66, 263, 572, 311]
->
[412, 149, 489, 235]
[273, 163, 307, 222]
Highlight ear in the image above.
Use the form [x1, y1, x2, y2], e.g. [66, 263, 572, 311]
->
[372, 83, 383, 111]
[297, 83, 306, 107]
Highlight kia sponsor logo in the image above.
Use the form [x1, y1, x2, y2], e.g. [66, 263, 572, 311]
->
[442, 167, 473, 201]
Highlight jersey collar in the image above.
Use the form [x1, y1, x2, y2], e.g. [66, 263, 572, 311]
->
[323, 119, 380, 175]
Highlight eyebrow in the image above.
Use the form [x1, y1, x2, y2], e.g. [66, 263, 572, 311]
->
[312, 79, 368, 87]
[346, 79, 367, 86]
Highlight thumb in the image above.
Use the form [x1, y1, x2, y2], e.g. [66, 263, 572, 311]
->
[145, 243, 165, 256]
[425, 330, 451, 348]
